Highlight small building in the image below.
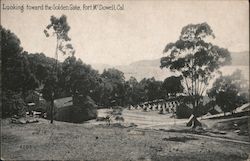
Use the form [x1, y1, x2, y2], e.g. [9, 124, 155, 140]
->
[54, 97, 73, 109]
[235, 103, 250, 113]
[53, 96, 97, 123]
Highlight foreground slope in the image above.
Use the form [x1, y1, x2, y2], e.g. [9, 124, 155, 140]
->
[1, 118, 249, 161]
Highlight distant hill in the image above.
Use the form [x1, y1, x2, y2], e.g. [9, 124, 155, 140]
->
[115, 64, 173, 81]
[128, 51, 249, 67]
[230, 51, 249, 66]
[92, 51, 249, 81]
[129, 59, 160, 67]
[91, 63, 113, 73]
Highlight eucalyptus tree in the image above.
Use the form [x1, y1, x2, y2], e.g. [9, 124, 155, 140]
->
[160, 23, 231, 127]
[43, 15, 74, 123]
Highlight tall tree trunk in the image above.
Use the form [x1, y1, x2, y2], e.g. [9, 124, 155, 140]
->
[50, 37, 59, 124]
[50, 97, 54, 124]
[192, 98, 202, 128]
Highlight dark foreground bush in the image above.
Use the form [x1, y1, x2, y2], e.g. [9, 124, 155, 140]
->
[2, 90, 27, 118]
[176, 103, 192, 119]
[54, 96, 97, 123]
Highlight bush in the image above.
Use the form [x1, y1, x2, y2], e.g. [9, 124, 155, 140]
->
[2, 91, 27, 118]
[176, 103, 192, 118]
[196, 101, 216, 117]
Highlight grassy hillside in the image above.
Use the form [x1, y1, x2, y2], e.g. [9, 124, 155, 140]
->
[2, 118, 249, 161]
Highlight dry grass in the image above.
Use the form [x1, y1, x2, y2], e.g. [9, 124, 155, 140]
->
[1, 117, 250, 161]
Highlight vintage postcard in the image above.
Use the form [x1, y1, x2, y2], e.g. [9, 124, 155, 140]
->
[1, 0, 249, 160]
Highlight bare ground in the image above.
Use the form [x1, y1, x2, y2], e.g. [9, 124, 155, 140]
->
[1, 117, 250, 161]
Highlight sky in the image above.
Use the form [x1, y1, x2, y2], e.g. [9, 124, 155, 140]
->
[1, 0, 249, 66]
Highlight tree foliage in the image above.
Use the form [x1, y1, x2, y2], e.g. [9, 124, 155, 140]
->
[208, 69, 249, 113]
[61, 56, 101, 100]
[160, 23, 231, 127]
[100, 68, 126, 106]
[141, 77, 163, 101]
[1, 26, 39, 94]
[160, 23, 231, 112]
[125, 77, 145, 105]
[44, 15, 75, 56]
[1, 26, 39, 117]
[162, 76, 184, 97]
[27, 53, 57, 85]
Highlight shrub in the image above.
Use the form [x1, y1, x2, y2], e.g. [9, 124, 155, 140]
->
[2, 90, 27, 118]
[176, 103, 192, 118]
[196, 101, 216, 117]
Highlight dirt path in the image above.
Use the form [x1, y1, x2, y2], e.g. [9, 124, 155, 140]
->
[98, 109, 188, 128]
[98, 109, 250, 142]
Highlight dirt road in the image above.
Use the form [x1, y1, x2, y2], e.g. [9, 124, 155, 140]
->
[98, 109, 188, 128]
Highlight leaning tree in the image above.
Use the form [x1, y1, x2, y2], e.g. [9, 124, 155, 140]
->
[160, 23, 231, 127]
[43, 15, 74, 123]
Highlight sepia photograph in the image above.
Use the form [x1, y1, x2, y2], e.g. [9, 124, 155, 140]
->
[1, 0, 249, 160]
